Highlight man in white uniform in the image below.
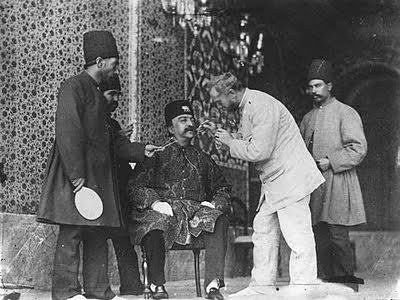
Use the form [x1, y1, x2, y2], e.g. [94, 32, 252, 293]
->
[207, 72, 325, 296]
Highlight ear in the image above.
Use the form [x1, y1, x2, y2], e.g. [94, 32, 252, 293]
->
[167, 125, 174, 135]
[327, 82, 333, 91]
[96, 57, 104, 68]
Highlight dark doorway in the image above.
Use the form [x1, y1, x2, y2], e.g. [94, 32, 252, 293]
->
[337, 66, 400, 230]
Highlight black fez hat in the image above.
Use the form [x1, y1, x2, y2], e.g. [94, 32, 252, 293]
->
[307, 59, 333, 83]
[99, 74, 121, 93]
[83, 30, 119, 67]
[164, 100, 194, 126]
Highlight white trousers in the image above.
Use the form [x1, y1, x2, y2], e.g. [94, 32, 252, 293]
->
[249, 195, 318, 287]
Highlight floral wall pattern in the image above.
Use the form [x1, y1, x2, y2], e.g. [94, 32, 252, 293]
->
[0, 0, 131, 214]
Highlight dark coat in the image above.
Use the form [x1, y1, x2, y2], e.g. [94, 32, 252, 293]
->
[37, 72, 145, 227]
[127, 143, 231, 249]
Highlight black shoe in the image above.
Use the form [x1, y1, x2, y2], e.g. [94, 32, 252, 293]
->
[152, 285, 169, 299]
[206, 288, 224, 300]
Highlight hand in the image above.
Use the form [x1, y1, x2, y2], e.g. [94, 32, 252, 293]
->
[71, 177, 86, 193]
[118, 123, 134, 138]
[316, 158, 330, 172]
[201, 201, 215, 209]
[215, 129, 233, 147]
[152, 201, 173, 216]
[145, 144, 163, 157]
[198, 120, 217, 134]
[215, 140, 229, 151]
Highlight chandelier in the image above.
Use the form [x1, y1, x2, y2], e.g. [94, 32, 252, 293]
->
[229, 14, 264, 75]
[161, 0, 221, 36]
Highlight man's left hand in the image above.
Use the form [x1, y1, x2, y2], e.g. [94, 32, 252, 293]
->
[215, 129, 233, 147]
[316, 158, 330, 171]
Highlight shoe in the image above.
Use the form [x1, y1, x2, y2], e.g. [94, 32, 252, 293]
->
[151, 285, 169, 299]
[229, 286, 277, 297]
[67, 295, 87, 300]
[206, 288, 224, 300]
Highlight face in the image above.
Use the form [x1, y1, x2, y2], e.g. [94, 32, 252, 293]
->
[307, 79, 332, 103]
[98, 57, 119, 81]
[103, 89, 120, 113]
[168, 114, 196, 142]
[210, 87, 236, 109]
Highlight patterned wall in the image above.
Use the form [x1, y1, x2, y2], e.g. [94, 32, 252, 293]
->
[186, 18, 246, 170]
[0, 0, 131, 214]
[136, 0, 185, 144]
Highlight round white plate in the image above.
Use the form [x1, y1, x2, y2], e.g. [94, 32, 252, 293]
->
[74, 187, 103, 220]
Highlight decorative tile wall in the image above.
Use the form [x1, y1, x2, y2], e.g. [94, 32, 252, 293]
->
[0, 0, 131, 214]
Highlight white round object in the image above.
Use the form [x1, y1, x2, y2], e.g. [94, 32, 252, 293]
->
[74, 187, 103, 220]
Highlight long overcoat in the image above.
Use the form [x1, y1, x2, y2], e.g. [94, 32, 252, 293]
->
[37, 72, 144, 227]
[300, 97, 367, 225]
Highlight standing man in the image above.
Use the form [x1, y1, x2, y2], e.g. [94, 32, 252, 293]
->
[207, 72, 325, 296]
[100, 74, 143, 296]
[300, 59, 367, 286]
[37, 31, 158, 300]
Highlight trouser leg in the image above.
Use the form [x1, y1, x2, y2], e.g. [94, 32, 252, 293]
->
[52, 225, 82, 300]
[82, 227, 115, 300]
[141, 230, 166, 286]
[313, 222, 333, 279]
[277, 195, 318, 284]
[111, 232, 143, 293]
[202, 215, 229, 288]
[329, 224, 355, 277]
[249, 202, 280, 287]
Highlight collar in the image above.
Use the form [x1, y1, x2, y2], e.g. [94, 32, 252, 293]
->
[313, 96, 335, 108]
[238, 88, 249, 110]
[82, 70, 100, 88]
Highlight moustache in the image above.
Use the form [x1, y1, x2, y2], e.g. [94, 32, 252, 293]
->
[184, 126, 195, 132]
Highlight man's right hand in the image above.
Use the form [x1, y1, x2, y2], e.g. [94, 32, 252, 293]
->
[71, 177, 86, 193]
[145, 144, 163, 157]
[151, 201, 174, 216]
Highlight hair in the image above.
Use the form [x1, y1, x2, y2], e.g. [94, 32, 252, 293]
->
[207, 72, 246, 95]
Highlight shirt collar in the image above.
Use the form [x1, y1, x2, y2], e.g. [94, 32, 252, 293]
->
[314, 96, 335, 108]
[238, 88, 249, 110]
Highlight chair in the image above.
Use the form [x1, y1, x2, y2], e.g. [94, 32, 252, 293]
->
[141, 240, 206, 299]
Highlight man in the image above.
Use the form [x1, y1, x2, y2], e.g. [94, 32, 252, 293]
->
[300, 59, 367, 286]
[37, 30, 158, 300]
[99, 74, 143, 296]
[207, 72, 325, 296]
[127, 101, 231, 300]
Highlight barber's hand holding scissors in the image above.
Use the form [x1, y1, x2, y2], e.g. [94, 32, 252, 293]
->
[215, 129, 234, 148]
[119, 123, 134, 139]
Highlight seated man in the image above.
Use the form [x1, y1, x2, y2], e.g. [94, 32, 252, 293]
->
[127, 101, 231, 300]
[99, 74, 143, 296]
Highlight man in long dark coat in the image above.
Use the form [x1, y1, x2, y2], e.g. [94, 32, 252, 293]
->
[37, 31, 158, 300]
[127, 101, 231, 300]
[300, 59, 367, 287]
[99, 75, 143, 296]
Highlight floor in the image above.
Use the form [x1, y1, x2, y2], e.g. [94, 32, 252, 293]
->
[1, 274, 399, 300]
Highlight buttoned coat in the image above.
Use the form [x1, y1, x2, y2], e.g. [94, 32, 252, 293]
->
[37, 72, 145, 227]
[230, 88, 325, 213]
[300, 98, 367, 225]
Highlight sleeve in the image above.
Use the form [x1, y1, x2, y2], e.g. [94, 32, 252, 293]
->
[55, 80, 86, 180]
[299, 116, 307, 139]
[207, 155, 232, 214]
[327, 107, 368, 173]
[114, 133, 145, 163]
[229, 100, 280, 162]
[127, 156, 164, 211]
